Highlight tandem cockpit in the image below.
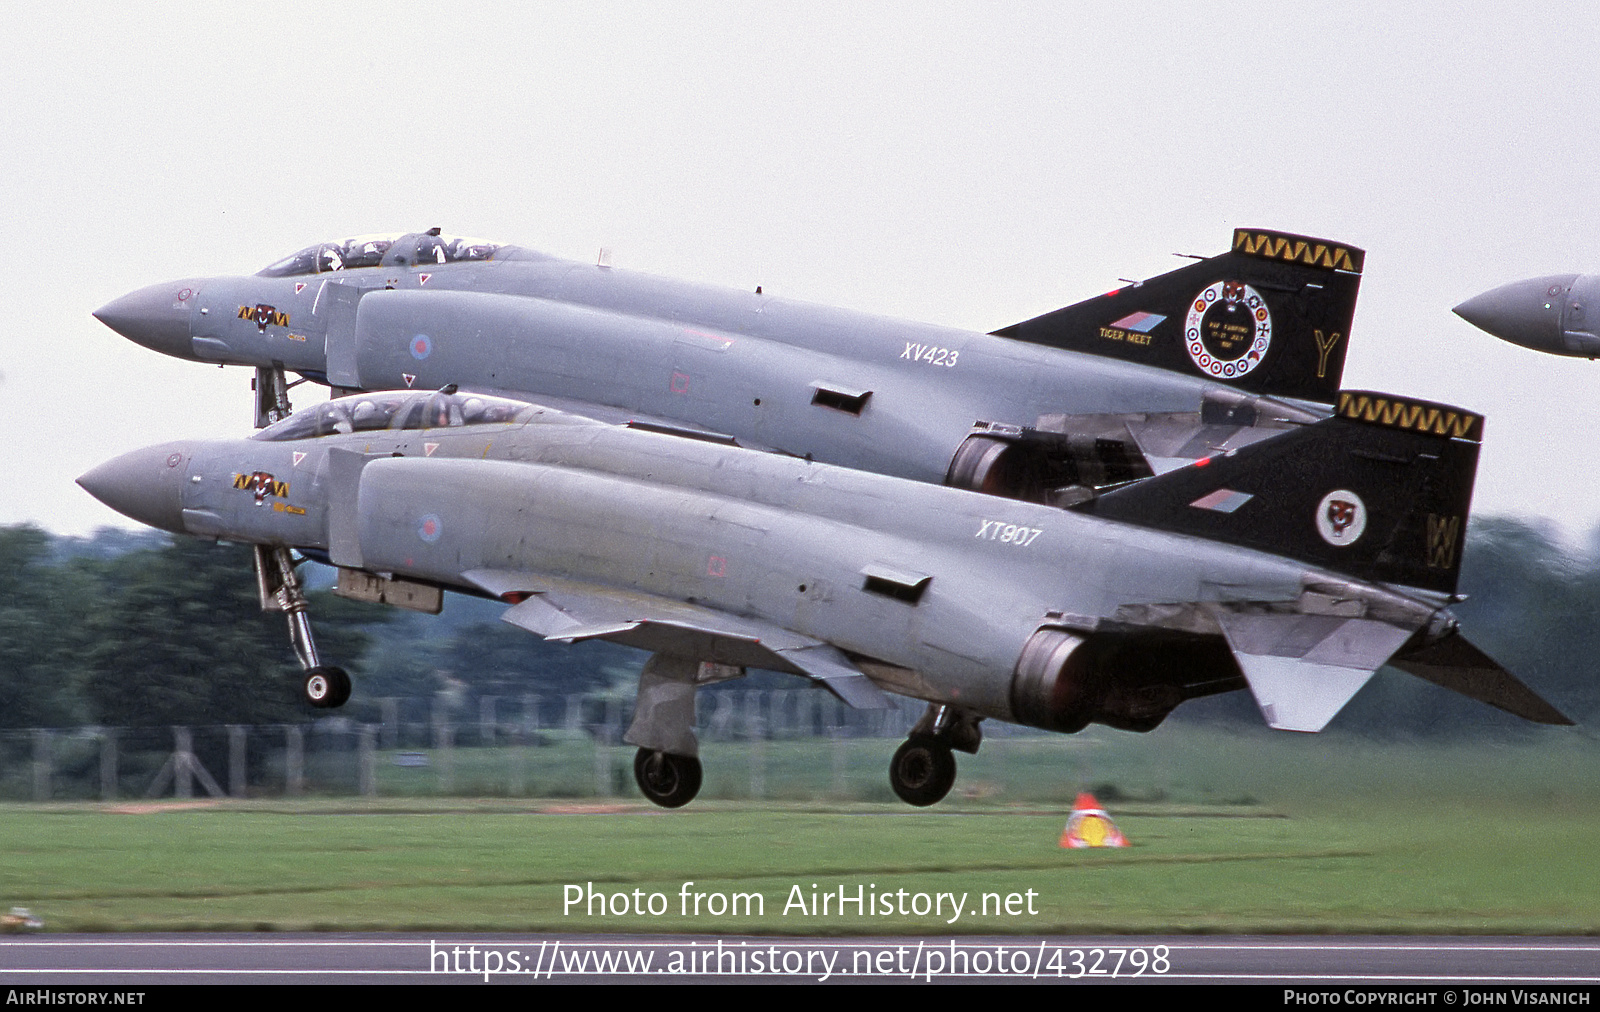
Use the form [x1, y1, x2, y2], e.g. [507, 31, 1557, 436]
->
[253, 390, 548, 441]
[256, 229, 504, 278]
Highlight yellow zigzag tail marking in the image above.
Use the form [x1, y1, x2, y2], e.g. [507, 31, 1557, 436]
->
[1234, 231, 1358, 272]
[1336, 393, 1478, 438]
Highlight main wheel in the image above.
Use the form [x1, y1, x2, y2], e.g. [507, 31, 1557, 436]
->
[303, 666, 352, 709]
[633, 749, 702, 808]
[889, 737, 957, 807]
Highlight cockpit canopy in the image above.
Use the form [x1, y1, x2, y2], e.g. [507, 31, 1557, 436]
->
[253, 390, 539, 441]
[257, 231, 501, 277]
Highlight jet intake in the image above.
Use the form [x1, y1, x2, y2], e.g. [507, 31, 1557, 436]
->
[1009, 626, 1243, 733]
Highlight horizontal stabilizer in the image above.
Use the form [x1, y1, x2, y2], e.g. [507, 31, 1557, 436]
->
[1125, 392, 1320, 474]
[465, 568, 891, 708]
[1016, 391, 1323, 490]
[1211, 608, 1418, 732]
[1390, 633, 1574, 725]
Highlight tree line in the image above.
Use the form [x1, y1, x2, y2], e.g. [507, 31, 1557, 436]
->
[0, 525, 641, 729]
[0, 519, 1593, 735]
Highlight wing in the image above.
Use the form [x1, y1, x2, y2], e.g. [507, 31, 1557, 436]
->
[461, 568, 893, 709]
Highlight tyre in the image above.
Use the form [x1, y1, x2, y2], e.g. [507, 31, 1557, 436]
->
[889, 737, 957, 807]
[633, 749, 703, 808]
[303, 666, 352, 708]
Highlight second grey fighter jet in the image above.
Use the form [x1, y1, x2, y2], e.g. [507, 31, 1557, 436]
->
[1455, 274, 1600, 358]
[96, 228, 1366, 504]
[79, 387, 1570, 808]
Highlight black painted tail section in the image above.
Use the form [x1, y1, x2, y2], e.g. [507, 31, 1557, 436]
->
[1082, 391, 1482, 596]
[993, 229, 1364, 405]
[1390, 631, 1574, 725]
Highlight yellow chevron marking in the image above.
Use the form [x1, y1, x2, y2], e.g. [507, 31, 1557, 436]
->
[1233, 230, 1360, 272]
[1336, 392, 1481, 439]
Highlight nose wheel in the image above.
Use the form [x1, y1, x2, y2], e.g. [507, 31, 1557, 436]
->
[303, 666, 352, 709]
[889, 736, 957, 807]
[633, 749, 702, 808]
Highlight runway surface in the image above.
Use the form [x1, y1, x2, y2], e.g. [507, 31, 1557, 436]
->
[2, 934, 1598, 985]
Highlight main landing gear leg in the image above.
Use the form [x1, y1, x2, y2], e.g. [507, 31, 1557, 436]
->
[626, 654, 703, 808]
[254, 545, 351, 709]
[888, 704, 983, 807]
[624, 654, 741, 808]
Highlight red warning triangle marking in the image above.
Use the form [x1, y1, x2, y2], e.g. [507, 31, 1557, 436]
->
[292, 451, 307, 466]
[294, 282, 306, 294]
[424, 443, 439, 457]
[419, 273, 431, 286]
[403, 373, 416, 387]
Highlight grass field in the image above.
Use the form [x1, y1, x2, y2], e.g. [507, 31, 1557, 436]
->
[2, 725, 1598, 935]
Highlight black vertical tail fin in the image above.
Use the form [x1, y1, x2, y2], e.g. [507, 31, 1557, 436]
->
[1082, 391, 1482, 596]
[993, 229, 1364, 405]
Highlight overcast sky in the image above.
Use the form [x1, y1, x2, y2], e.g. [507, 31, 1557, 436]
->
[5, 3, 1598, 544]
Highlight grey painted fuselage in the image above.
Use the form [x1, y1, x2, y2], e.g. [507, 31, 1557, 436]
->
[91, 400, 1382, 729]
[96, 230, 1358, 493]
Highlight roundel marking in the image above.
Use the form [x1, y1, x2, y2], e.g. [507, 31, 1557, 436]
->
[1316, 489, 1367, 547]
[1184, 280, 1272, 380]
[418, 513, 443, 543]
[410, 334, 433, 360]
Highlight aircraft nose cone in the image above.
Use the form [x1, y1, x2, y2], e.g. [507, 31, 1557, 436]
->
[93, 281, 202, 359]
[1453, 275, 1576, 353]
[77, 443, 193, 534]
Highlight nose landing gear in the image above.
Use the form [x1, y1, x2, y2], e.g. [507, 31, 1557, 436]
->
[254, 544, 353, 709]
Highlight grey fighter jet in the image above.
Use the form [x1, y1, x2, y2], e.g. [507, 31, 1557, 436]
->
[96, 228, 1366, 503]
[1455, 274, 1600, 358]
[78, 387, 1570, 808]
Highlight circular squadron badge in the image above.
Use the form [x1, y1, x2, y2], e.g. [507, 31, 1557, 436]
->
[1184, 280, 1272, 380]
[1315, 490, 1367, 547]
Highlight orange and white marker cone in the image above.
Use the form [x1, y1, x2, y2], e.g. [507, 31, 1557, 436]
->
[1059, 792, 1128, 848]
